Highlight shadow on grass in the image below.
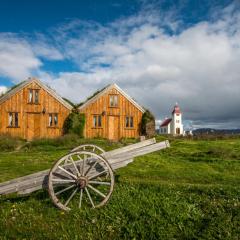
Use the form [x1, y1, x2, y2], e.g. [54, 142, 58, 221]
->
[0, 190, 55, 207]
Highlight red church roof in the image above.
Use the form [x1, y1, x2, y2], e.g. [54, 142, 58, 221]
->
[172, 103, 181, 114]
[160, 118, 172, 127]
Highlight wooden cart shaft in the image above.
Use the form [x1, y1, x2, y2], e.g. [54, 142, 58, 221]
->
[0, 139, 170, 196]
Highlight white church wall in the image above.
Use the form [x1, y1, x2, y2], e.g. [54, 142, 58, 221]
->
[159, 104, 184, 136]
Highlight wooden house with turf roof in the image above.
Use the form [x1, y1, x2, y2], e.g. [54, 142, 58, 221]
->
[0, 77, 73, 140]
[78, 83, 145, 141]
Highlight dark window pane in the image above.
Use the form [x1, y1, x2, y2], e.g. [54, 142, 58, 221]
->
[98, 116, 102, 127]
[93, 116, 97, 127]
[15, 113, 18, 127]
[130, 117, 133, 128]
[54, 114, 58, 126]
[125, 116, 129, 127]
[35, 90, 39, 104]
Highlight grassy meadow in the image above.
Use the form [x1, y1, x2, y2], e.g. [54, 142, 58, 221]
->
[0, 134, 239, 239]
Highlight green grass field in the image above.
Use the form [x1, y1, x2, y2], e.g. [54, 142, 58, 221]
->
[0, 135, 239, 239]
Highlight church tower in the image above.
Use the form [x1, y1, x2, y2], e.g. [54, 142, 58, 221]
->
[170, 103, 183, 135]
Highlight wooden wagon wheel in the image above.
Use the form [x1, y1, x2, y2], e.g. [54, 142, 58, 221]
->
[48, 151, 114, 211]
[66, 145, 105, 165]
[70, 144, 105, 154]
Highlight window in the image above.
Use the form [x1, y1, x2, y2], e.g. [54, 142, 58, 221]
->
[93, 115, 102, 128]
[54, 114, 58, 125]
[35, 90, 39, 104]
[125, 116, 134, 128]
[49, 113, 58, 127]
[29, 89, 33, 103]
[176, 120, 180, 123]
[8, 112, 19, 127]
[109, 95, 118, 107]
[28, 89, 40, 104]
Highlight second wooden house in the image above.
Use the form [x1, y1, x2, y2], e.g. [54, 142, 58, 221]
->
[78, 84, 145, 140]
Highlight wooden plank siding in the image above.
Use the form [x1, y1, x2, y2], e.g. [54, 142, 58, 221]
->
[79, 86, 144, 140]
[0, 80, 72, 140]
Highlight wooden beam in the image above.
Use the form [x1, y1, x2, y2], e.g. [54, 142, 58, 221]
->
[102, 138, 156, 158]
[0, 139, 170, 196]
[0, 139, 156, 189]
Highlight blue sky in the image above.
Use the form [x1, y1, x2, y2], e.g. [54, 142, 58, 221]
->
[0, 0, 240, 129]
[0, 0, 142, 33]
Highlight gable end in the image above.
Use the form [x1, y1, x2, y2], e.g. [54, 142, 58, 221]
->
[0, 78, 73, 110]
[79, 83, 145, 113]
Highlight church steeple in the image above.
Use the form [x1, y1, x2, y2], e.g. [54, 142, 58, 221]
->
[172, 102, 181, 115]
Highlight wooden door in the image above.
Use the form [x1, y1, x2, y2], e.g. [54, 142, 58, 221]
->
[108, 116, 119, 140]
[27, 113, 41, 140]
[176, 128, 180, 135]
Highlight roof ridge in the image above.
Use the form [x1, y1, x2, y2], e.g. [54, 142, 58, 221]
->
[78, 83, 145, 113]
[0, 77, 73, 110]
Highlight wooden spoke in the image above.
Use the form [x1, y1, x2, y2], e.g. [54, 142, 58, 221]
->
[55, 184, 75, 196]
[79, 189, 83, 209]
[97, 176, 103, 181]
[85, 187, 95, 208]
[76, 155, 83, 175]
[84, 160, 98, 177]
[88, 180, 111, 186]
[57, 166, 77, 180]
[88, 184, 106, 198]
[88, 170, 108, 180]
[52, 179, 75, 183]
[64, 188, 78, 207]
[82, 158, 85, 176]
[53, 172, 72, 180]
[69, 156, 80, 176]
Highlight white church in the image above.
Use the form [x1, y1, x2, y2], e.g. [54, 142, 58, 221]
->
[159, 103, 184, 135]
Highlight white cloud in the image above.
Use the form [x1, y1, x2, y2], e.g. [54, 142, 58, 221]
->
[32, 42, 63, 60]
[0, 35, 42, 81]
[0, 2, 240, 128]
[0, 33, 64, 82]
[31, 33, 64, 60]
[42, 2, 240, 129]
[0, 86, 7, 95]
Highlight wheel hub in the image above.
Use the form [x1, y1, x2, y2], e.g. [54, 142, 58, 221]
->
[76, 177, 88, 189]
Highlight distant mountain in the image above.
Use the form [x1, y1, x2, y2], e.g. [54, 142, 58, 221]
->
[193, 128, 240, 135]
